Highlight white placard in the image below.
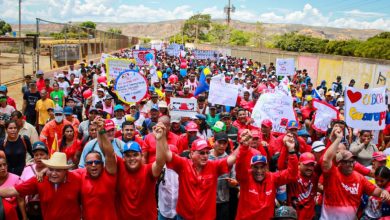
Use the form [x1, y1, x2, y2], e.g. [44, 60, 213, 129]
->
[170, 98, 198, 118]
[276, 58, 295, 76]
[208, 74, 239, 107]
[105, 58, 134, 80]
[193, 50, 217, 60]
[312, 100, 339, 133]
[114, 70, 148, 104]
[132, 49, 156, 66]
[345, 86, 387, 130]
[251, 89, 296, 133]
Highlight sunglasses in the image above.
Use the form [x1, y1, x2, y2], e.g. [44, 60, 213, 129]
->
[198, 151, 210, 156]
[85, 160, 103, 166]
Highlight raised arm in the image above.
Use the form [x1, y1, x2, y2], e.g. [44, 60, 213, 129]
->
[276, 134, 299, 185]
[322, 126, 343, 172]
[235, 130, 252, 182]
[94, 117, 117, 175]
[151, 122, 170, 177]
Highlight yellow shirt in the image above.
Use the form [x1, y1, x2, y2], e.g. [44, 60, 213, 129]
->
[35, 98, 55, 125]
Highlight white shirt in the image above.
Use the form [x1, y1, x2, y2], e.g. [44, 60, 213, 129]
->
[158, 167, 179, 218]
[112, 117, 125, 130]
[58, 81, 70, 96]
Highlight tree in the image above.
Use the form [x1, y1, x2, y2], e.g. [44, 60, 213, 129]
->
[107, 27, 122, 34]
[79, 21, 96, 29]
[0, 19, 12, 35]
[207, 23, 228, 44]
[252, 21, 265, 48]
[183, 14, 211, 42]
[229, 29, 251, 46]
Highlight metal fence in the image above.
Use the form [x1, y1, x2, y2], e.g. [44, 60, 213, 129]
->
[36, 18, 130, 70]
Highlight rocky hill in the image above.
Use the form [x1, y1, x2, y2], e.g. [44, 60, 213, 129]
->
[14, 19, 383, 40]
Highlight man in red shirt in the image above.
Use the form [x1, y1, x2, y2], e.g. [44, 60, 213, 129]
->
[287, 152, 320, 220]
[300, 95, 316, 121]
[76, 116, 118, 220]
[258, 119, 277, 157]
[116, 122, 169, 219]
[321, 126, 390, 220]
[36, 70, 45, 91]
[177, 121, 201, 154]
[235, 130, 298, 220]
[165, 134, 238, 220]
[0, 152, 82, 220]
[143, 115, 178, 163]
[233, 108, 255, 131]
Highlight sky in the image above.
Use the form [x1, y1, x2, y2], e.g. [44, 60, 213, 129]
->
[1, 0, 390, 30]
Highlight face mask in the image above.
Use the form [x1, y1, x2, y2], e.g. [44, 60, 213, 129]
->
[55, 115, 64, 123]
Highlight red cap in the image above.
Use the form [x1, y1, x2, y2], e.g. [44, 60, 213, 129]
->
[225, 76, 231, 81]
[191, 139, 211, 151]
[299, 152, 316, 165]
[261, 119, 273, 128]
[104, 119, 115, 131]
[251, 129, 261, 138]
[185, 121, 199, 132]
[372, 152, 387, 162]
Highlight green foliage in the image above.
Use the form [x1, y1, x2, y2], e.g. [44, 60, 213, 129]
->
[206, 23, 228, 44]
[107, 27, 122, 34]
[229, 29, 252, 46]
[273, 32, 390, 60]
[79, 21, 96, 29]
[0, 19, 12, 35]
[49, 32, 89, 40]
[183, 14, 211, 42]
[141, 38, 151, 44]
[169, 33, 190, 44]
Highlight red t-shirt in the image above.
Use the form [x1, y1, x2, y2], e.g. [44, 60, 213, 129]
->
[167, 153, 229, 220]
[15, 172, 82, 220]
[300, 106, 316, 121]
[116, 157, 157, 220]
[75, 168, 117, 220]
[321, 164, 376, 219]
[235, 146, 298, 220]
[277, 135, 311, 170]
[3, 198, 18, 220]
[143, 131, 178, 163]
[37, 78, 45, 91]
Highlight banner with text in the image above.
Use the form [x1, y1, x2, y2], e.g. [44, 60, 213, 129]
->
[105, 58, 135, 80]
[312, 100, 339, 133]
[251, 89, 296, 133]
[166, 43, 183, 57]
[132, 49, 156, 66]
[193, 50, 217, 60]
[114, 70, 148, 104]
[170, 98, 198, 118]
[208, 74, 239, 106]
[276, 58, 295, 76]
[345, 86, 387, 130]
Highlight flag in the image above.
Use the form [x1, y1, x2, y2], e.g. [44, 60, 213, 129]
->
[51, 133, 58, 156]
[312, 89, 322, 100]
[194, 67, 211, 96]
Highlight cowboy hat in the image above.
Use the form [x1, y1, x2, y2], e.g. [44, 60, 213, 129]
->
[41, 152, 74, 169]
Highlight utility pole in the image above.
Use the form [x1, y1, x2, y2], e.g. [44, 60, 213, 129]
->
[18, 0, 23, 63]
[224, 0, 235, 27]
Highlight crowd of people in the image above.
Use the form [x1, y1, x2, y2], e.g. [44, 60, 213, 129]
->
[0, 47, 388, 220]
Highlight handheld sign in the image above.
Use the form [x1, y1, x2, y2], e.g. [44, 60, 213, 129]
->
[114, 70, 148, 104]
[312, 100, 339, 133]
[345, 86, 386, 130]
[276, 58, 295, 76]
[170, 98, 198, 118]
[105, 58, 135, 81]
[208, 74, 239, 107]
[132, 49, 156, 66]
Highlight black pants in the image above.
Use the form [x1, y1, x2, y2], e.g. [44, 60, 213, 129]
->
[216, 202, 230, 220]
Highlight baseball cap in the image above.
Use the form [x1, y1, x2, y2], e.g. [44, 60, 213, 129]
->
[274, 206, 297, 219]
[151, 92, 158, 98]
[57, 73, 65, 78]
[287, 120, 299, 130]
[311, 141, 326, 153]
[337, 97, 344, 102]
[0, 94, 6, 99]
[32, 141, 48, 154]
[305, 95, 313, 102]
[372, 152, 387, 162]
[171, 116, 181, 123]
[158, 101, 168, 108]
[220, 112, 231, 119]
[195, 114, 206, 120]
[122, 141, 142, 153]
[185, 121, 198, 132]
[151, 104, 159, 111]
[212, 121, 226, 132]
[97, 88, 105, 93]
[104, 119, 115, 131]
[261, 119, 272, 128]
[299, 152, 316, 165]
[89, 108, 98, 113]
[251, 154, 267, 165]
[250, 129, 261, 138]
[297, 129, 310, 137]
[36, 70, 44, 75]
[63, 106, 73, 115]
[114, 104, 124, 112]
[336, 150, 356, 162]
[54, 106, 63, 114]
[0, 85, 7, 92]
[73, 78, 80, 84]
[214, 132, 228, 142]
[191, 139, 211, 151]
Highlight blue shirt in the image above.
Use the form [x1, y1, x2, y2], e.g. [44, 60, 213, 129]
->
[78, 138, 125, 168]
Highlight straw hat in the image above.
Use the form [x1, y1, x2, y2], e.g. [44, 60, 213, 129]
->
[41, 152, 74, 169]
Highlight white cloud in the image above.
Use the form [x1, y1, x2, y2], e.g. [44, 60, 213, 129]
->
[1, 1, 389, 31]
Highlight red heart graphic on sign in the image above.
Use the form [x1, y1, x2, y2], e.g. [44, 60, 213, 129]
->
[132, 96, 136, 100]
[137, 51, 148, 64]
[347, 90, 362, 103]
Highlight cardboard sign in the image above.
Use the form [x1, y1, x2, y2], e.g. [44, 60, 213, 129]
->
[170, 98, 198, 118]
[345, 86, 387, 130]
[114, 70, 148, 104]
[276, 58, 295, 76]
[166, 43, 183, 57]
[208, 74, 239, 107]
[312, 100, 339, 133]
[132, 49, 156, 66]
[192, 50, 217, 60]
[105, 58, 135, 81]
[251, 89, 296, 133]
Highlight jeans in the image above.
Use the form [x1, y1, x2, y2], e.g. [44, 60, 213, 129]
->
[216, 202, 230, 220]
[158, 211, 179, 220]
